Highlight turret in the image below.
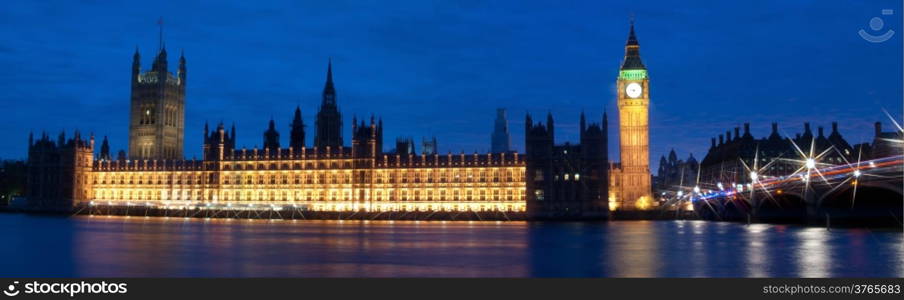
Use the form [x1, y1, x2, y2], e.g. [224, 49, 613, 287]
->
[263, 118, 280, 150]
[152, 47, 168, 74]
[323, 58, 336, 105]
[289, 106, 305, 150]
[377, 118, 383, 154]
[546, 112, 554, 144]
[132, 47, 141, 85]
[602, 110, 609, 157]
[579, 111, 586, 139]
[178, 50, 186, 87]
[100, 136, 111, 160]
[229, 123, 236, 150]
[314, 59, 343, 149]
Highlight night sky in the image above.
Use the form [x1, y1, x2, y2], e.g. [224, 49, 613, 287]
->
[1, 1, 901, 172]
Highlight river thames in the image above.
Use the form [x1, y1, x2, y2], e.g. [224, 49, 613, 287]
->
[0, 214, 900, 277]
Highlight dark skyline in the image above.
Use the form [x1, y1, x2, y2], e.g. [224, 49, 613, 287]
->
[1, 1, 901, 171]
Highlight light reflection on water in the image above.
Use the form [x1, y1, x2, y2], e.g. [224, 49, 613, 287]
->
[796, 228, 830, 277]
[0, 214, 900, 277]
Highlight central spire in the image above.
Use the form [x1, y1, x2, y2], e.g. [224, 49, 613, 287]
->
[322, 58, 336, 106]
[626, 18, 638, 46]
[314, 58, 343, 149]
[620, 19, 645, 71]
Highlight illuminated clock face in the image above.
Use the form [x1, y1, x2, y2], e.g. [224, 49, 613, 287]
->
[625, 82, 642, 98]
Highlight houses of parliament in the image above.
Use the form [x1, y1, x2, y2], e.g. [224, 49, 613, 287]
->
[25, 23, 654, 219]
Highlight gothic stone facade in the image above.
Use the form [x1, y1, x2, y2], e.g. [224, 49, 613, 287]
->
[611, 22, 654, 210]
[128, 47, 186, 160]
[524, 112, 609, 219]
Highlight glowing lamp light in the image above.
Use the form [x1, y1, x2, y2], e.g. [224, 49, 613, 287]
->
[853, 169, 861, 177]
[805, 158, 816, 169]
[717, 182, 724, 191]
[749, 171, 758, 183]
[693, 186, 700, 194]
[677, 191, 684, 197]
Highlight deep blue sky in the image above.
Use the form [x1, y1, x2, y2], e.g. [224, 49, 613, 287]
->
[1, 1, 901, 172]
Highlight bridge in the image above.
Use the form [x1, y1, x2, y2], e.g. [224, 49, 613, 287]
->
[658, 154, 903, 227]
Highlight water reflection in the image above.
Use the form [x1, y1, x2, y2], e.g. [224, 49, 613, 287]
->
[0, 214, 900, 277]
[607, 221, 660, 277]
[795, 228, 831, 277]
[744, 224, 770, 277]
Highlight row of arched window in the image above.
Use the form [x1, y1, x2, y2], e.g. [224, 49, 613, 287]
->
[92, 188, 526, 202]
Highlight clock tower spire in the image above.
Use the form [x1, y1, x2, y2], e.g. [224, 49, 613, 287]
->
[614, 19, 652, 210]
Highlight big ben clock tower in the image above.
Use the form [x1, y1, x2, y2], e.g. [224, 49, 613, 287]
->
[615, 21, 653, 210]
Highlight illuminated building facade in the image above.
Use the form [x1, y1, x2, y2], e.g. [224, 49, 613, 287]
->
[28, 62, 528, 216]
[87, 130, 527, 214]
[611, 21, 653, 210]
[128, 46, 186, 160]
[21, 25, 653, 220]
